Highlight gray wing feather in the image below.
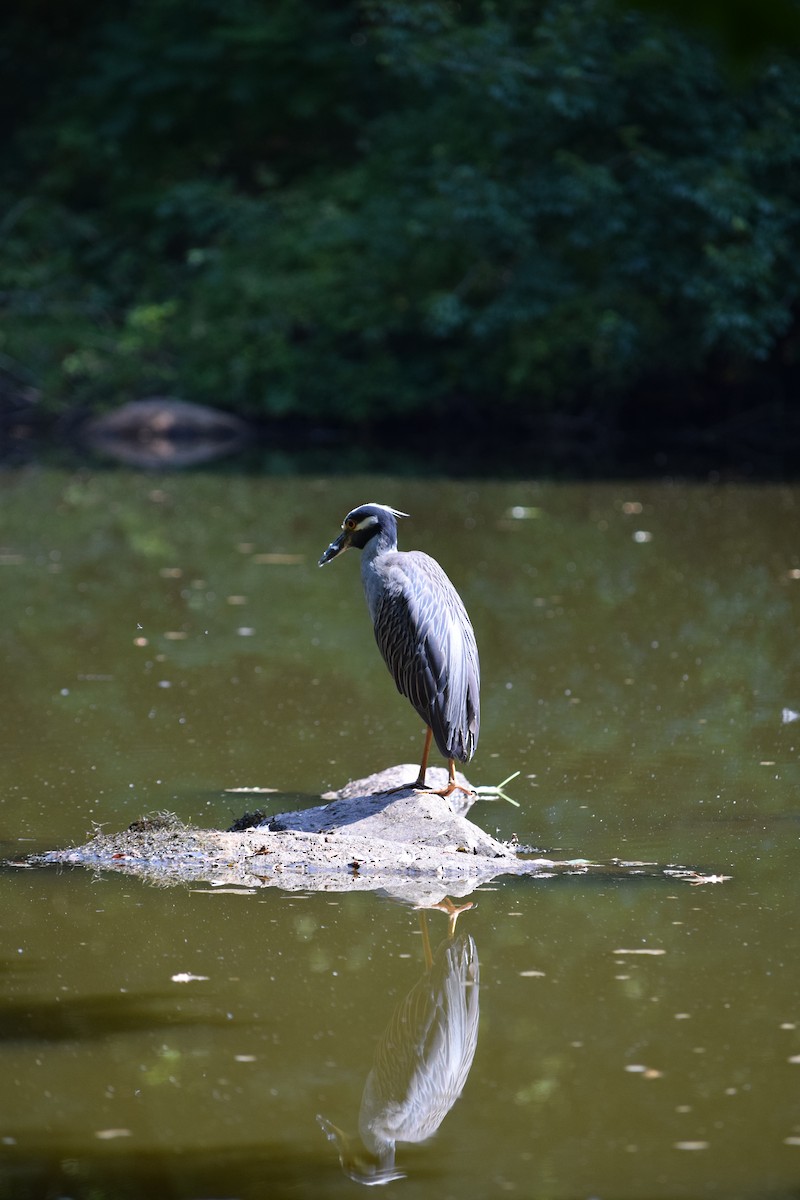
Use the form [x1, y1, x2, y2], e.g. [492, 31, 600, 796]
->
[371, 551, 480, 762]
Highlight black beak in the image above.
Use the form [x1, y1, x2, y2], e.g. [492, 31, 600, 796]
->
[318, 531, 350, 566]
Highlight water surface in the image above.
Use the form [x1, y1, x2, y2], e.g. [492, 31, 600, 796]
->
[0, 467, 798, 1198]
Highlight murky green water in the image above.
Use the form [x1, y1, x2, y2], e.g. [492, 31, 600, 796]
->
[1, 466, 798, 1198]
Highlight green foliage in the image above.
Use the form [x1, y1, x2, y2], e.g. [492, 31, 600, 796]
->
[2, 0, 800, 421]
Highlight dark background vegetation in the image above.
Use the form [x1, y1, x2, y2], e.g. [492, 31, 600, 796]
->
[3, 0, 800, 457]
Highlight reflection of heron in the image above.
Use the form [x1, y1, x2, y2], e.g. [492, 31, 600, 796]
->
[319, 502, 480, 799]
[319, 904, 479, 1186]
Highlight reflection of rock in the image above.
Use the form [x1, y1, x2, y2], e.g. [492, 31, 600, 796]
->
[319, 928, 480, 1185]
[82, 397, 249, 467]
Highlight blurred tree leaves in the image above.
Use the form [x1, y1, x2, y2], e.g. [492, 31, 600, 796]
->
[623, 0, 800, 66]
[2, 0, 800, 423]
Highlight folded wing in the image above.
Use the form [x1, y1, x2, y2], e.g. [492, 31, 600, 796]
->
[373, 551, 480, 763]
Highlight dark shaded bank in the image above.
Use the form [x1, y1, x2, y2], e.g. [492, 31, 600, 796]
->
[27, 766, 729, 896]
[4, 394, 800, 480]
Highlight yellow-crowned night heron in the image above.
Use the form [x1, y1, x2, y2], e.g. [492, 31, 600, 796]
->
[319, 503, 480, 799]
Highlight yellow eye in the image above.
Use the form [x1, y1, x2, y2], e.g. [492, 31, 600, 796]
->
[344, 518, 356, 530]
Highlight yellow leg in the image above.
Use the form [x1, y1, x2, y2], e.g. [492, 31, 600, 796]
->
[385, 727, 434, 794]
[411, 726, 433, 789]
[387, 729, 475, 798]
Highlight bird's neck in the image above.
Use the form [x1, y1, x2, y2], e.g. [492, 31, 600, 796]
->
[360, 527, 396, 569]
[360, 528, 396, 619]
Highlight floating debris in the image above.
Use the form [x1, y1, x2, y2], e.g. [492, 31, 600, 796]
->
[225, 787, 279, 794]
[506, 506, 542, 520]
[613, 948, 667, 956]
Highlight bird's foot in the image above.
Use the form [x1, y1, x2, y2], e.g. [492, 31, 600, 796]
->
[383, 767, 475, 801]
[415, 780, 476, 800]
[384, 778, 426, 795]
[385, 767, 445, 795]
[427, 896, 475, 937]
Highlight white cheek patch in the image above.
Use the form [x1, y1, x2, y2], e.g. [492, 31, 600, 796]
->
[354, 514, 379, 531]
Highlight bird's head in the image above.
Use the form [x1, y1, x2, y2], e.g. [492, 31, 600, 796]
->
[318, 503, 408, 566]
[317, 1115, 405, 1186]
